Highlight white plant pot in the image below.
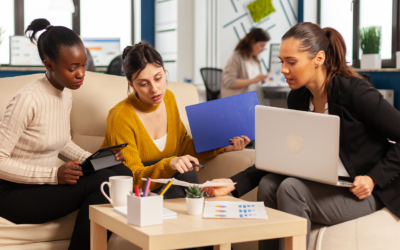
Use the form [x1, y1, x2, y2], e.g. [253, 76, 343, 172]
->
[361, 54, 381, 69]
[186, 197, 204, 215]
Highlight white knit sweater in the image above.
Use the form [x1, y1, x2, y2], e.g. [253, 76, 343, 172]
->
[0, 75, 91, 184]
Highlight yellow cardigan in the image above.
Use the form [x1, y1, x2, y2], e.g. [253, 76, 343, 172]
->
[101, 89, 225, 189]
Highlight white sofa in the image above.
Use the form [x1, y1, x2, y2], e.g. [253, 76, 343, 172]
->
[0, 72, 399, 250]
[0, 72, 255, 250]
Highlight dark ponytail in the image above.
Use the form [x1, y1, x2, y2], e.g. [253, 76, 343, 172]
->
[25, 18, 82, 63]
[122, 41, 164, 82]
[235, 28, 270, 58]
[282, 22, 365, 87]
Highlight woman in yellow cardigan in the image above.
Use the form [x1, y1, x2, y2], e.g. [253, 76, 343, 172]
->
[102, 42, 250, 198]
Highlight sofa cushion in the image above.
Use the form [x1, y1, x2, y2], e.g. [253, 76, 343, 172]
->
[0, 240, 70, 250]
[0, 74, 44, 119]
[0, 211, 77, 247]
[309, 208, 400, 250]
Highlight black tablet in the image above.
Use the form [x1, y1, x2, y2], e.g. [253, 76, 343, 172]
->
[80, 143, 128, 172]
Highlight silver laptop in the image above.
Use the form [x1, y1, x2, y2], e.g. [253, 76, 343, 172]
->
[255, 105, 353, 187]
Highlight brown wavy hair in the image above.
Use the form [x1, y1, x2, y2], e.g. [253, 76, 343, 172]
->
[282, 22, 366, 87]
[235, 28, 270, 59]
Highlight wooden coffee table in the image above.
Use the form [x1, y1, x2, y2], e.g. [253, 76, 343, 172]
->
[90, 196, 307, 250]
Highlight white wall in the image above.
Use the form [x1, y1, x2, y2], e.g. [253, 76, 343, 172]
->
[134, 0, 141, 44]
[177, 0, 194, 83]
[194, 0, 299, 85]
[303, 0, 317, 23]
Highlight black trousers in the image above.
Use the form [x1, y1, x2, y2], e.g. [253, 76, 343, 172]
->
[0, 163, 132, 250]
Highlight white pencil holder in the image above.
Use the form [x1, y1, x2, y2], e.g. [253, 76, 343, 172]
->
[127, 193, 163, 227]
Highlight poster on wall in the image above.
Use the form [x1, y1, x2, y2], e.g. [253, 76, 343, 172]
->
[262, 43, 288, 87]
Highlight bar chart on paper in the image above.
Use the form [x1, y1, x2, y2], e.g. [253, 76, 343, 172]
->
[203, 201, 268, 219]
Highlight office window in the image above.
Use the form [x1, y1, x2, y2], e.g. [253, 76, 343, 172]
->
[24, 0, 73, 30]
[359, 0, 393, 60]
[0, 0, 15, 65]
[80, 0, 132, 55]
[320, 0, 354, 65]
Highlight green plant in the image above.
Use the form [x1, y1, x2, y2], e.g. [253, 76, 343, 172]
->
[185, 185, 204, 198]
[359, 26, 381, 54]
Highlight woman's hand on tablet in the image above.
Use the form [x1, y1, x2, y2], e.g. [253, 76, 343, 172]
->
[171, 155, 200, 173]
[57, 160, 83, 185]
[225, 135, 251, 152]
[113, 150, 125, 164]
[203, 178, 236, 196]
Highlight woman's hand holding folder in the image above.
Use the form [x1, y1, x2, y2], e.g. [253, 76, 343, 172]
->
[225, 135, 251, 152]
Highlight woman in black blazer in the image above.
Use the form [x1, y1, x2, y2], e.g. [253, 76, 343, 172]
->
[204, 22, 400, 250]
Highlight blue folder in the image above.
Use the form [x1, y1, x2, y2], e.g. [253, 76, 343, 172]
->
[185, 91, 259, 153]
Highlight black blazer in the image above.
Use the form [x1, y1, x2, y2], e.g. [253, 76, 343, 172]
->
[231, 75, 400, 218]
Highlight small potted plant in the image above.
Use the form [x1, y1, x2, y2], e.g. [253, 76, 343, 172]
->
[185, 185, 205, 215]
[359, 26, 381, 69]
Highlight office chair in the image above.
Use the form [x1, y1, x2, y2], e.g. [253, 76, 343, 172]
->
[200, 67, 222, 101]
[106, 55, 123, 76]
[85, 48, 96, 72]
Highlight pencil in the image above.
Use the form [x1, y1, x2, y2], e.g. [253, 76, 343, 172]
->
[159, 180, 174, 196]
[143, 178, 151, 197]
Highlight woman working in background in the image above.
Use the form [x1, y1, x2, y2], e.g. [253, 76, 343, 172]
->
[221, 28, 270, 102]
[205, 22, 400, 250]
[0, 19, 132, 250]
[101, 42, 250, 199]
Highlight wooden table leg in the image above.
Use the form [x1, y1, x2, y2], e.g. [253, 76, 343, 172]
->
[285, 235, 306, 250]
[214, 243, 231, 250]
[91, 221, 107, 250]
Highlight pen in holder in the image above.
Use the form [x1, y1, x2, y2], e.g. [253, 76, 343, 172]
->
[127, 192, 163, 227]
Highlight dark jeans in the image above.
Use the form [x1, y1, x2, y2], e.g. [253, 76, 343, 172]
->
[0, 163, 132, 250]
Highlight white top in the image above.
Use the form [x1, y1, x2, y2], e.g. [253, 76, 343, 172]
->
[153, 134, 168, 151]
[245, 59, 261, 92]
[244, 59, 264, 104]
[0, 75, 91, 184]
[309, 99, 350, 177]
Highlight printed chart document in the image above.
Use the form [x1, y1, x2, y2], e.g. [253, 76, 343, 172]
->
[113, 206, 177, 219]
[142, 178, 236, 188]
[203, 201, 268, 219]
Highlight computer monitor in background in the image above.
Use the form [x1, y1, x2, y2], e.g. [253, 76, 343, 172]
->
[10, 36, 43, 66]
[82, 38, 121, 67]
[264, 43, 288, 88]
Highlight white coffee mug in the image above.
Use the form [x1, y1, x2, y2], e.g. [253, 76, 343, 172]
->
[101, 176, 133, 207]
